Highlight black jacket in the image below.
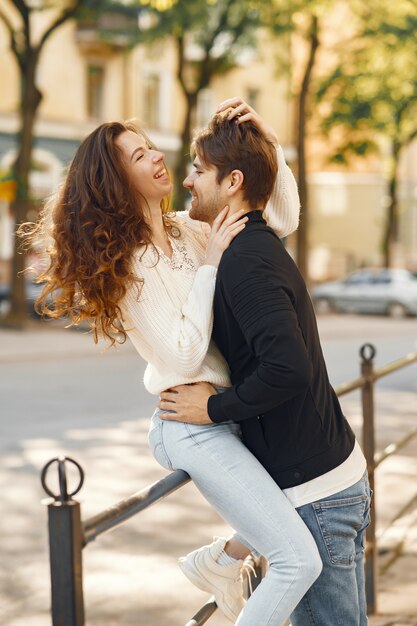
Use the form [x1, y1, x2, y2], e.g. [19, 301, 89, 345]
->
[207, 211, 355, 489]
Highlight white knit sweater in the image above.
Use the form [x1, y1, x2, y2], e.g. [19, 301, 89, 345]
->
[120, 146, 300, 395]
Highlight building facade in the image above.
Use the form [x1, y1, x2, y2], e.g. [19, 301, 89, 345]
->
[0, 2, 416, 284]
[0, 4, 293, 281]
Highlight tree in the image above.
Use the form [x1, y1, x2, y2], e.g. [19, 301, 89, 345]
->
[141, 0, 262, 209]
[317, 0, 417, 267]
[292, 10, 320, 283]
[266, 0, 336, 282]
[0, 0, 136, 327]
[0, 0, 85, 327]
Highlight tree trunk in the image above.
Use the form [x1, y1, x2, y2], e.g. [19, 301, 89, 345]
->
[174, 92, 198, 211]
[295, 14, 319, 284]
[2, 54, 42, 328]
[382, 140, 400, 268]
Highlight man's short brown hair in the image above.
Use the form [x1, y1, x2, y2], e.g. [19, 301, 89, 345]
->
[191, 113, 278, 210]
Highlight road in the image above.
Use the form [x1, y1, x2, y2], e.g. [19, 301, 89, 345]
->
[1, 314, 415, 455]
[1, 315, 416, 448]
[0, 314, 416, 626]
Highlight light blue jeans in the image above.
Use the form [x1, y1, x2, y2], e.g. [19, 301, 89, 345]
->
[291, 472, 371, 626]
[148, 409, 322, 626]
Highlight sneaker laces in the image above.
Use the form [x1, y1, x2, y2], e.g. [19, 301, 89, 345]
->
[240, 560, 257, 596]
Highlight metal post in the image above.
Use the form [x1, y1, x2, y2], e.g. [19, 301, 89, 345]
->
[360, 343, 377, 616]
[41, 457, 85, 626]
[184, 599, 218, 626]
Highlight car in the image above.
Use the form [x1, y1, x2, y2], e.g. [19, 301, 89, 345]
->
[311, 268, 417, 318]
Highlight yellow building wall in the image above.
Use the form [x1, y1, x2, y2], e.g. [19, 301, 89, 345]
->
[1, 4, 413, 275]
[210, 35, 293, 148]
[129, 38, 184, 133]
[37, 21, 86, 122]
[128, 34, 292, 144]
[0, 10, 292, 142]
[33, 12, 128, 123]
[308, 173, 386, 279]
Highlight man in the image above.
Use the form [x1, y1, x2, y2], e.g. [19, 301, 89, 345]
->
[159, 98, 371, 625]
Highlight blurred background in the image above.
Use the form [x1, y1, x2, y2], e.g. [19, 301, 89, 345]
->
[0, 1, 416, 625]
[0, 0, 417, 323]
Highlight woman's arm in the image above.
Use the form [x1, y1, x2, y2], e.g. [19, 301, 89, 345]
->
[123, 209, 246, 376]
[263, 145, 300, 238]
[123, 263, 217, 377]
[216, 97, 300, 238]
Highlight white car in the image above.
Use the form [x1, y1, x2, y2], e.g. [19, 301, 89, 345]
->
[312, 269, 417, 318]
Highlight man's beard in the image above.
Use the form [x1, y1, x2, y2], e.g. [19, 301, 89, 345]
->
[189, 193, 222, 224]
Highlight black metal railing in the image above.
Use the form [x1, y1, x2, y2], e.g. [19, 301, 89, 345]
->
[41, 343, 417, 624]
[336, 343, 417, 615]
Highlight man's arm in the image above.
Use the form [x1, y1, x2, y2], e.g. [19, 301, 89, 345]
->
[208, 250, 312, 423]
[158, 248, 312, 425]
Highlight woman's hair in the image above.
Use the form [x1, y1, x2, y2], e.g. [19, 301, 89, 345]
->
[20, 120, 172, 345]
[191, 113, 278, 210]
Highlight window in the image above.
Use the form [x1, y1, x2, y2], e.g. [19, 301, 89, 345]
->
[87, 64, 105, 119]
[344, 271, 373, 285]
[371, 273, 392, 285]
[142, 73, 161, 129]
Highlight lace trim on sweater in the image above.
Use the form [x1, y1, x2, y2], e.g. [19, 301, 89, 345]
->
[153, 236, 197, 273]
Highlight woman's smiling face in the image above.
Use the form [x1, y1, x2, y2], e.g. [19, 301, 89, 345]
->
[116, 130, 172, 204]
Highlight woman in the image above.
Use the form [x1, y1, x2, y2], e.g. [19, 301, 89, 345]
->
[25, 98, 321, 625]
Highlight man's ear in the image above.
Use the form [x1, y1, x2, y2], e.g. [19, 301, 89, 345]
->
[226, 169, 244, 195]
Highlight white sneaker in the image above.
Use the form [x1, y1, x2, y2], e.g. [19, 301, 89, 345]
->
[179, 537, 246, 622]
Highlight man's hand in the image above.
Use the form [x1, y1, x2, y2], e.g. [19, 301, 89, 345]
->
[158, 382, 217, 424]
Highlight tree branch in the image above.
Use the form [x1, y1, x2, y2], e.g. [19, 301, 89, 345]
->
[11, 0, 28, 16]
[10, 0, 32, 60]
[211, 0, 235, 45]
[38, 0, 84, 50]
[300, 14, 319, 101]
[197, 0, 236, 91]
[406, 125, 417, 145]
[0, 7, 24, 67]
[175, 33, 188, 95]
[201, 0, 234, 57]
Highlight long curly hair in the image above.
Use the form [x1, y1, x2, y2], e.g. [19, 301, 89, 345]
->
[20, 121, 173, 345]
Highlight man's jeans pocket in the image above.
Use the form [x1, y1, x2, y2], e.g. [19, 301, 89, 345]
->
[312, 494, 370, 566]
[148, 423, 173, 471]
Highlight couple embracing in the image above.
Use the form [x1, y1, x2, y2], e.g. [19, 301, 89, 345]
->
[29, 97, 370, 625]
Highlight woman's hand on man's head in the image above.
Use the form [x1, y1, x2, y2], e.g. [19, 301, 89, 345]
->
[215, 97, 279, 146]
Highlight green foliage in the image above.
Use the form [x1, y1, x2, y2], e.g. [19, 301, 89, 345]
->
[137, 0, 262, 82]
[315, 0, 417, 264]
[318, 0, 417, 163]
[329, 139, 378, 164]
[124, 0, 265, 208]
[75, 0, 146, 47]
[265, 0, 337, 37]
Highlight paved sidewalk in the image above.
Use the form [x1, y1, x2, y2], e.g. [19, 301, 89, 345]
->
[1, 324, 416, 625]
[369, 505, 417, 626]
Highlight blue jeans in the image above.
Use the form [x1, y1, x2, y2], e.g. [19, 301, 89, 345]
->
[148, 409, 322, 626]
[290, 472, 371, 626]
